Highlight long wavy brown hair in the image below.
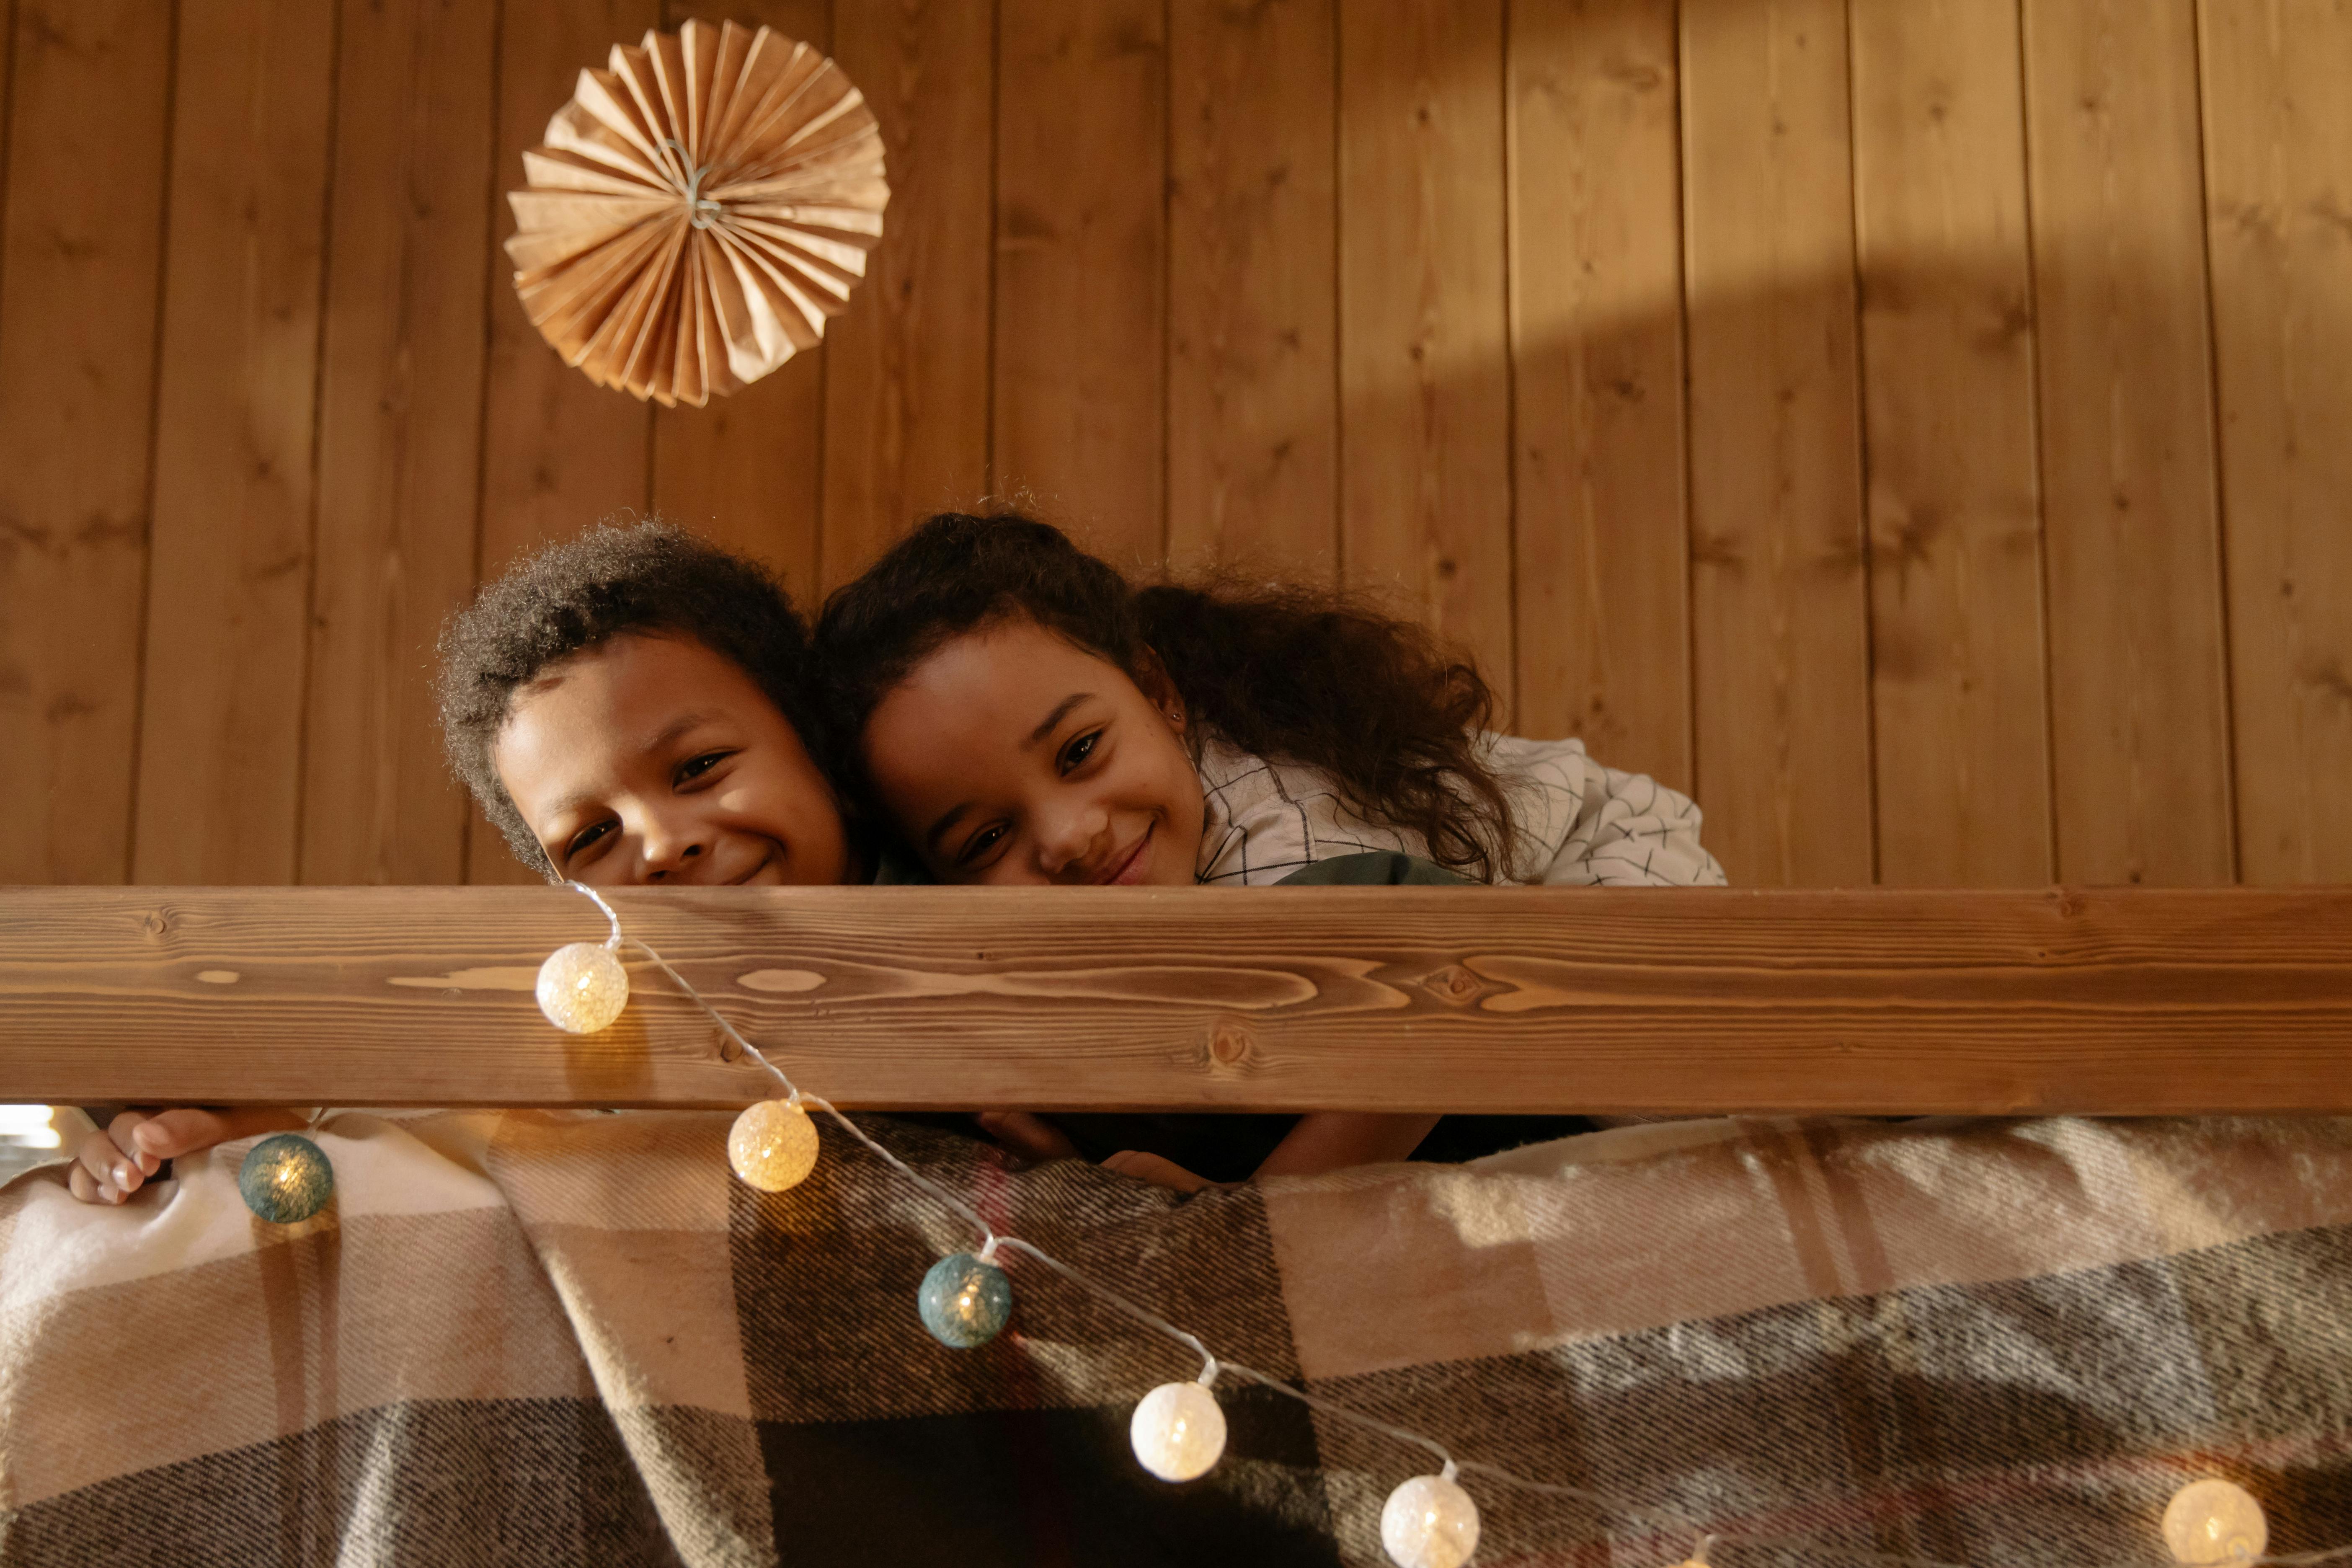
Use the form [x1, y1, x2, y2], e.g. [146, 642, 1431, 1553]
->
[814, 512, 1516, 880]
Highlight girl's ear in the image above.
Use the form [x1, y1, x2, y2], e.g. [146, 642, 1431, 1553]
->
[1133, 648, 1186, 734]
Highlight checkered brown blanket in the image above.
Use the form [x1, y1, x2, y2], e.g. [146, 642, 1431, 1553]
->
[4, 1112, 2349, 1567]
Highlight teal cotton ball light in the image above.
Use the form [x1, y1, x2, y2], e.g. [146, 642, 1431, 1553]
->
[240, 1133, 334, 1223]
[919, 1252, 1013, 1347]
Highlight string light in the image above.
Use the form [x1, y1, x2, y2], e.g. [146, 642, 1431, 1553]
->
[727, 1098, 818, 1192]
[537, 885, 2343, 1568]
[1381, 1463, 1482, 1568]
[918, 1246, 1014, 1348]
[1129, 1367, 1226, 1482]
[2164, 1479, 2267, 1565]
[238, 1127, 334, 1224]
[537, 940, 629, 1034]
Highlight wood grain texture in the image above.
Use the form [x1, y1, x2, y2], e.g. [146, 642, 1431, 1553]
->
[1508, 0, 1690, 784]
[1681, 0, 1873, 888]
[820, 0, 995, 591]
[1849, 0, 2053, 886]
[134, 0, 336, 887]
[300, 0, 498, 886]
[651, 0, 831, 597]
[2023, 0, 2233, 886]
[0, 0, 172, 883]
[470, 0, 663, 887]
[3, 885, 2349, 1112]
[2200, 0, 2352, 884]
[1339, 0, 1514, 702]
[994, 0, 1169, 567]
[477, 0, 657, 603]
[1165, 0, 1339, 582]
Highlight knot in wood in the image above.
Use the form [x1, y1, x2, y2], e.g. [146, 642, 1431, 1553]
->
[141, 908, 171, 938]
[1206, 1020, 1254, 1070]
[1424, 964, 1484, 1006]
[714, 1027, 741, 1064]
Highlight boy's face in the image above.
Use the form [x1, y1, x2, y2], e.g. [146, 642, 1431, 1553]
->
[493, 633, 851, 886]
[861, 617, 1204, 886]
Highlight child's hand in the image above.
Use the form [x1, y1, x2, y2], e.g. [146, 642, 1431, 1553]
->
[1101, 1150, 1230, 1195]
[974, 1111, 1080, 1164]
[67, 1108, 309, 1205]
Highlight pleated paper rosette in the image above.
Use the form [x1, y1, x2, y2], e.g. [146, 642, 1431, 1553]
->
[505, 20, 888, 406]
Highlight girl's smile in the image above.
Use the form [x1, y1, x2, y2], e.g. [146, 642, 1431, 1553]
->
[860, 617, 1205, 886]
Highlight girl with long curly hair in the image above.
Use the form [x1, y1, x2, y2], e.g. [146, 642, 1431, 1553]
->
[813, 510, 1725, 1184]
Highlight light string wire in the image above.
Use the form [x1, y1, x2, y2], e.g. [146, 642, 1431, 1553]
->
[560, 883, 2335, 1568]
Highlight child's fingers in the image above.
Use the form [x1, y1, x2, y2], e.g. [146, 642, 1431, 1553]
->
[106, 1112, 162, 1177]
[974, 1111, 1079, 1163]
[68, 1163, 120, 1205]
[73, 1130, 134, 1203]
[130, 1106, 306, 1161]
[1100, 1150, 1217, 1194]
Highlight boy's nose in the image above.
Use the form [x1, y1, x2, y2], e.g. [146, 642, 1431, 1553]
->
[638, 816, 709, 882]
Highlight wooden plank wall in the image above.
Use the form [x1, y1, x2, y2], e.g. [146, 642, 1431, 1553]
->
[0, 0, 2345, 891]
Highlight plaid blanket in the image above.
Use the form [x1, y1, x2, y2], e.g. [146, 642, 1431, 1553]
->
[3, 1111, 2349, 1567]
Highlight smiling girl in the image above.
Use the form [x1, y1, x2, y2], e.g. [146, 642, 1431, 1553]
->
[813, 511, 1726, 1183]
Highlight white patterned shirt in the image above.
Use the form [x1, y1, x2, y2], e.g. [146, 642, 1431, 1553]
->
[1192, 733, 1728, 888]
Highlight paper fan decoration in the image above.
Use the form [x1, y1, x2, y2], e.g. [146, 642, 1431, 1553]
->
[505, 20, 888, 407]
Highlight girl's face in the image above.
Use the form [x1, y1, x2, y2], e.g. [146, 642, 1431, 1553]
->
[862, 618, 1205, 886]
[492, 632, 852, 886]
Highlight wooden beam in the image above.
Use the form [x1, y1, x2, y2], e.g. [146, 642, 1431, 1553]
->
[2, 886, 2348, 1114]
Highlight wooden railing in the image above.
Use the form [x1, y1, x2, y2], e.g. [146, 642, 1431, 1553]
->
[2, 885, 2348, 1113]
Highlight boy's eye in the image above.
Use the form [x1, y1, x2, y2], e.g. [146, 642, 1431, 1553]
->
[676, 750, 731, 784]
[1059, 729, 1102, 774]
[566, 820, 614, 859]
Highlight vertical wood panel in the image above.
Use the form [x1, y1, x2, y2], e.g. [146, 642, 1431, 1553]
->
[479, 0, 656, 579]
[470, 0, 659, 886]
[821, 0, 994, 591]
[299, 0, 496, 885]
[0, 0, 172, 883]
[1849, 0, 2052, 886]
[1509, 0, 1689, 782]
[2201, 0, 2352, 884]
[2023, 0, 2233, 886]
[1165, 0, 1338, 582]
[1338, 0, 1513, 699]
[1681, 0, 1873, 887]
[994, 0, 1168, 568]
[653, 0, 830, 599]
[134, 0, 336, 885]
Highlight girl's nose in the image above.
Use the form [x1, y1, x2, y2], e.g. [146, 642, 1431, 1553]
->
[1034, 800, 1109, 880]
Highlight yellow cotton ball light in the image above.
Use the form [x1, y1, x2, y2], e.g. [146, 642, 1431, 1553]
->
[2163, 1478, 2267, 1565]
[728, 1099, 819, 1192]
[537, 941, 628, 1033]
[1381, 1471, 1481, 1568]
[1130, 1379, 1226, 1482]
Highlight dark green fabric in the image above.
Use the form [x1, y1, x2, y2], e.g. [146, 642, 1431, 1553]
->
[1261, 851, 1470, 886]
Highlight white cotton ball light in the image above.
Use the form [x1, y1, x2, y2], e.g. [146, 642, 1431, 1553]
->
[537, 941, 629, 1033]
[728, 1099, 819, 1192]
[1381, 1469, 1481, 1568]
[1129, 1379, 1227, 1482]
[2162, 1478, 2267, 1565]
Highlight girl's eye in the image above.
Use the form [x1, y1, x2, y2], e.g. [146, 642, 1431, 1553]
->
[956, 823, 1008, 868]
[1059, 729, 1102, 774]
[566, 820, 614, 859]
[677, 750, 730, 784]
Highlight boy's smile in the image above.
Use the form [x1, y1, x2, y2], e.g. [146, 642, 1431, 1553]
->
[862, 617, 1205, 886]
[492, 632, 852, 887]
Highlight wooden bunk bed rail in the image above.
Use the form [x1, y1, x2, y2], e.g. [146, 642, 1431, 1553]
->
[1, 884, 2347, 1113]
